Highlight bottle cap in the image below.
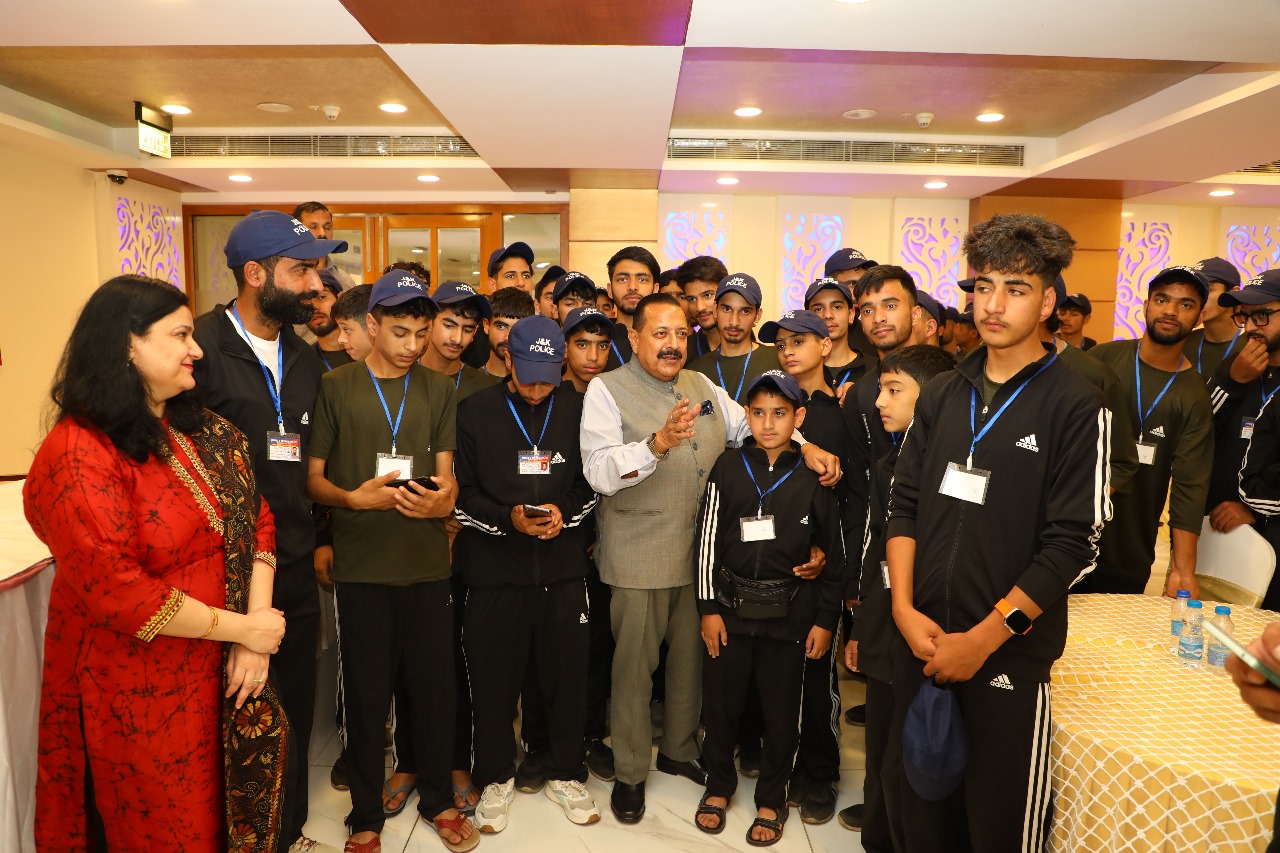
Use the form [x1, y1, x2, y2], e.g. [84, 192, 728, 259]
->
[1215, 605, 1231, 615]
[1186, 600, 1203, 608]
[1176, 590, 1191, 599]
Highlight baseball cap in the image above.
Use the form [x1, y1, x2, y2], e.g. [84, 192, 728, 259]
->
[957, 277, 976, 293]
[369, 269, 435, 311]
[759, 309, 830, 343]
[1149, 265, 1210, 302]
[916, 291, 943, 327]
[553, 271, 596, 302]
[1060, 293, 1093, 315]
[507, 315, 565, 386]
[1218, 269, 1280, 307]
[486, 241, 535, 277]
[902, 679, 969, 802]
[944, 305, 961, 324]
[536, 264, 567, 290]
[561, 305, 613, 338]
[1051, 274, 1068, 308]
[824, 248, 877, 277]
[804, 277, 854, 307]
[433, 281, 493, 319]
[224, 209, 348, 269]
[317, 267, 343, 296]
[716, 273, 763, 306]
[745, 369, 805, 407]
[1195, 257, 1242, 289]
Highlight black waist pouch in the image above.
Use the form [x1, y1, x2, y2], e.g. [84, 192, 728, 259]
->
[717, 568, 798, 620]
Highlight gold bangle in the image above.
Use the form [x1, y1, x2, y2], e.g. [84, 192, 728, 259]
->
[200, 606, 219, 639]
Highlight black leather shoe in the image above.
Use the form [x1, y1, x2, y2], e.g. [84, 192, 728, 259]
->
[801, 780, 837, 825]
[611, 781, 646, 823]
[329, 750, 350, 791]
[515, 751, 547, 793]
[656, 753, 708, 786]
[837, 802, 864, 831]
[586, 738, 616, 782]
[844, 703, 867, 727]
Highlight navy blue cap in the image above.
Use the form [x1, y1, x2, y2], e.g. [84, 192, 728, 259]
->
[957, 277, 976, 293]
[1061, 292, 1093, 315]
[745, 369, 805, 406]
[1195, 257, 1242, 289]
[902, 679, 969, 802]
[916, 291, 943, 327]
[561, 305, 613, 338]
[1149, 265, 1210, 302]
[536, 264, 567, 289]
[1052, 274, 1068, 309]
[716, 273, 763, 306]
[804, 277, 854, 307]
[433, 281, 493, 320]
[824, 248, 877, 277]
[317, 267, 343, 296]
[944, 305, 960, 324]
[224, 210, 347, 269]
[487, 241, 535, 277]
[553, 271, 596, 302]
[1219, 269, 1280, 307]
[369, 269, 435, 311]
[759, 309, 830, 343]
[508, 315, 565, 386]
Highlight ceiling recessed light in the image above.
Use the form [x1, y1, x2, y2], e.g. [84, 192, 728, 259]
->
[417, 175, 440, 183]
[701, 202, 719, 208]
[842, 108, 877, 120]
[536, 262, 549, 269]
[833, 0, 875, 4]
[472, 270, 480, 275]
[976, 112, 1004, 123]
[716, 177, 739, 185]
[411, 247, 425, 254]
[228, 174, 252, 183]
[379, 103, 408, 114]
[1209, 189, 1235, 197]
[160, 104, 190, 115]
[923, 181, 948, 190]
[734, 106, 762, 118]
[1121, 211, 1134, 217]
[256, 102, 292, 113]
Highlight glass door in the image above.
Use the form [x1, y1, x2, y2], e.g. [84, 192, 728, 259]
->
[331, 215, 372, 284]
[383, 214, 498, 292]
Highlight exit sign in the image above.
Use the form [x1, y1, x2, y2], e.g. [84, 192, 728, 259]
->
[138, 122, 171, 158]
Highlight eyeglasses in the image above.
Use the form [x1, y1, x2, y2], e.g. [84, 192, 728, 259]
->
[1232, 307, 1280, 328]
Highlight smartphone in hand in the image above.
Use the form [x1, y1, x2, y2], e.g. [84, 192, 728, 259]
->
[389, 476, 439, 491]
[521, 504, 553, 518]
[1205, 620, 1280, 689]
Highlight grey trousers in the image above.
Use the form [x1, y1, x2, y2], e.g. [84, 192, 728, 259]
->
[609, 584, 704, 784]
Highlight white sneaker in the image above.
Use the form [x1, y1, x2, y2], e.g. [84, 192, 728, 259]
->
[474, 780, 516, 833]
[544, 779, 600, 825]
[288, 837, 340, 853]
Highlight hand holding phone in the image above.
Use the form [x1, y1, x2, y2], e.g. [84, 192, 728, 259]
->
[521, 504, 553, 517]
[1207, 620, 1280, 689]
[389, 476, 439, 491]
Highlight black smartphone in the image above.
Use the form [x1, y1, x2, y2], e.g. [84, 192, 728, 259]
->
[521, 504, 553, 517]
[389, 476, 439, 491]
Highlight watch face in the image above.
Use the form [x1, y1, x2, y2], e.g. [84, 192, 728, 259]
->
[1006, 608, 1033, 635]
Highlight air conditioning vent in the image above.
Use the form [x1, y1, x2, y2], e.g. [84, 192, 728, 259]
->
[169, 135, 479, 158]
[667, 137, 1024, 167]
[1238, 161, 1280, 175]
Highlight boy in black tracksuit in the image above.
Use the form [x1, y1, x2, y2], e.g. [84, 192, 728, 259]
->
[694, 370, 845, 847]
[885, 214, 1110, 853]
[453, 315, 602, 831]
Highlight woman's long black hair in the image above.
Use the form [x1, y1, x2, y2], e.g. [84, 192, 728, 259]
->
[50, 275, 205, 462]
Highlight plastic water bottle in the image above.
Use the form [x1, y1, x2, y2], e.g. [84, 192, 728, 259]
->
[1206, 605, 1235, 674]
[1178, 600, 1204, 668]
[1170, 589, 1191, 655]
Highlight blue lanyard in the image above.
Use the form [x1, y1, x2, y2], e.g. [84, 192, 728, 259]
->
[1261, 376, 1280, 410]
[505, 394, 555, 452]
[452, 368, 463, 390]
[715, 349, 750, 403]
[1196, 329, 1239, 374]
[1134, 348, 1185, 440]
[610, 341, 624, 367]
[891, 431, 900, 447]
[228, 301, 286, 433]
[741, 453, 803, 516]
[837, 366, 855, 387]
[967, 354, 1057, 467]
[693, 335, 706, 359]
[317, 348, 332, 371]
[366, 365, 410, 455]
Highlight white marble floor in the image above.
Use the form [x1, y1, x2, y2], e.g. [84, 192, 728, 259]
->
[301, 648, 870, 853]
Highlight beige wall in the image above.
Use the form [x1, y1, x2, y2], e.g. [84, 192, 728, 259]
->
[567, 189, 659, 284]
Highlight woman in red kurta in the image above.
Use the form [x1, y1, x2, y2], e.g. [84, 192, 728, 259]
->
[23, 276, 290, 851]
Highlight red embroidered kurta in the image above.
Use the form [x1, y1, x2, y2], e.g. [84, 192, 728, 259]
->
[24, 417, 275, 851]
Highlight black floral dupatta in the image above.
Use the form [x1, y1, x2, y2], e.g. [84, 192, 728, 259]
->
[165, 416, 290, 852]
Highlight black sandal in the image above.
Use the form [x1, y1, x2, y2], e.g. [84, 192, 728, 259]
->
[745, 807, 787, 847]
[694, 792, 731, 835]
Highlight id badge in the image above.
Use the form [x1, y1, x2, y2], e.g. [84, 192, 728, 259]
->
[375, 453, 413, 479]
[518, 450, 551, 475]
[939, 461, 991, 505]
[881, 560, 891, 590]
[267, 432, 301, 462]
[740, 515, 776, 542]
[1242, 418, 1256, 441]
[1136, 441, 1157, 466]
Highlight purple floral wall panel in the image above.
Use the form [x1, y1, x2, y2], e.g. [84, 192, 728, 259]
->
[117, 196, 182, 286]
[899, 217, 963, 309]
[1225, 225, 1280, 281]
[1114, 221, 1171, 340]
[662, 211, 726, 265]
[780, 214, 844, 311]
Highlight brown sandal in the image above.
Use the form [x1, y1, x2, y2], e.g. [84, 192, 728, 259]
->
[426, 811, 479, 852]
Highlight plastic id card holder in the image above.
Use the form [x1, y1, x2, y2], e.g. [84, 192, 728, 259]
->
[939, 462, 990, 505]
[740, 515, 776, 542]
[518, 450, 551, 475]
[375, 453, 413, 480]
[881, 560, 891, 589]
[1242, 418, 1256, 441]
[1136, 441, 1157, 466]
[267, 432, 301, 462]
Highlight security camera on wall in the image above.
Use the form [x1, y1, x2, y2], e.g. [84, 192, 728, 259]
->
[106, 170, 129, 185]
